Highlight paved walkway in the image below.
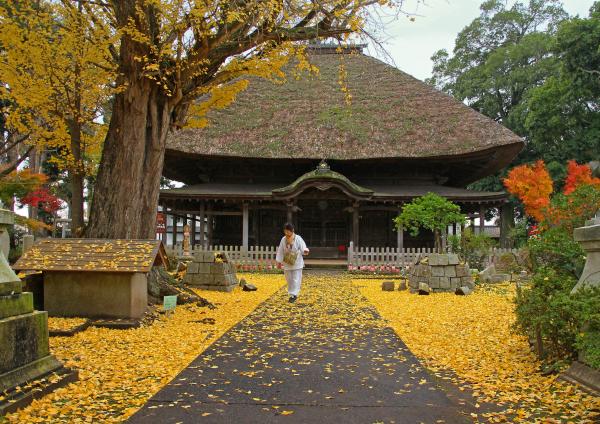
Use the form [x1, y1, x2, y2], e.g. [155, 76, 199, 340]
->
[130, 273, 474, 423]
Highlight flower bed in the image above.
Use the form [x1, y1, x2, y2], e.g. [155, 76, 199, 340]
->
[347, 264, 405, 275]
[235, 263, 283, 273]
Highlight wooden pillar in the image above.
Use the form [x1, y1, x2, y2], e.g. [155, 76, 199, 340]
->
[397, 223, 404, 251]
[286, 202, 293, 223]
[191, 214, 197, 247]
[171, 212, 177, 247]
[207, 203, 213, 247]
[352, 203, 360, 246]
[198, 202, 205, 248]
[479, 204, 486, 235]
[252, 207, 260, 246]
[499, 203, 514, 247]
[242, 203, 249, 251]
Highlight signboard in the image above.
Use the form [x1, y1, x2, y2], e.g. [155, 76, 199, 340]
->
[156, 212, 166, 234]
[163, 295, 177, 311]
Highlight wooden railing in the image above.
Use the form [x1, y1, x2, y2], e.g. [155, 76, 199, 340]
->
[347, 242, 435, 272]
[165, 244, 279, 272]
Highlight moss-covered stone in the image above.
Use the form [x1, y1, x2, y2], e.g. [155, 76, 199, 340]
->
[0, 311, 49, 374]
[0, 281, 23, 296]
[0, 292, 33, 319]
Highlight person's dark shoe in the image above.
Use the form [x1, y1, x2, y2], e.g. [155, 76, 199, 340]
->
[288, 295, 297, 303]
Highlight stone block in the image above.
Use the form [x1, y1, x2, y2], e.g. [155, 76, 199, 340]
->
[194, 284, 237, 292]
[381, 281, 395, 291]
[455, 286, 472, 296]
[428, 277, 440, 288]
[226, 274, 238, 286]
[440, 277, 451, 289]
[491, 274, 510, 283]
[210, 262, 225, 274]
[186, 262, 199, 274]
[455, 265, 468, 278]
[0, 292, 33, 320]
[198, 262, 211, 274]
[212, 274, 227, 286]
[431, 266, 445, 277]
[398, 281, 407, 291]
[429, 254, 449, 266]
[479, 265, 496, 283]
[0, 281, 23, 296]
[188, 274, 212, 286]
[444, 266, 457, 277]
[447, 254, 460, 265]
[195, 251, 215, 262]
[450, 277, 462, 288]
[0, 311, 49, 375]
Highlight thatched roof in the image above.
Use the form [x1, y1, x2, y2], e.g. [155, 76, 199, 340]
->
[13, 239, 168, 273]
[167, 46, 523, 160]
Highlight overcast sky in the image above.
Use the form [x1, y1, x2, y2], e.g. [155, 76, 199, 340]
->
[367, 0, 597, 81]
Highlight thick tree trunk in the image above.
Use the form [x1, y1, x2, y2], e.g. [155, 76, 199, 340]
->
[86, 66, 172, 239]
[70, 174, 85, 236]
[68, 118, 85, 236]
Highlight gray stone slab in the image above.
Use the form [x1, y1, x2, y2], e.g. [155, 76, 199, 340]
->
[129, 276, 482, 424]
[0, 281, 23, 296]
[381, 281, 395, 291]
[444, 266, 457, 278]
[186, 262, 199, 274]
[432, 266, 445, 277]
[193, 284, 237, 292]
[447, 254, 460, 265]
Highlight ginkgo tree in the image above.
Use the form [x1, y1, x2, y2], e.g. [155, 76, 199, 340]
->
[2, 0, 402, 239]
[0, 0, 115, 234]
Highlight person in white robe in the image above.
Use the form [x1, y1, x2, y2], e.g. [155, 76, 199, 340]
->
[276, 222, 309, 303]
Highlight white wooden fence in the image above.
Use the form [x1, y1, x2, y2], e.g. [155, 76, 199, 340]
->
[347, 242, 435, 271]
[165, 244, 279, 271]
[346, 243, 521, 272]
[164, 243, 521, 273]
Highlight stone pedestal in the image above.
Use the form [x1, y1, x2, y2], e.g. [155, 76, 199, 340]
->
[572, 215, 600, 294]
[183, 252, 238, 292]
[0, 224, 76, 414]
[408, 253, 474, 293]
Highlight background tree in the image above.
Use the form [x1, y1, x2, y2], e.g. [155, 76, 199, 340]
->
[68, 0, 404, 239]
[0, 0, 114, 234]
[428, 0, 600, 221]
[394, 193, 466, 253]
[524, 3, 600, 178]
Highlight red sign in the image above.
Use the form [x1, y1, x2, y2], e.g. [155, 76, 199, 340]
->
[156, 212, 166, 234]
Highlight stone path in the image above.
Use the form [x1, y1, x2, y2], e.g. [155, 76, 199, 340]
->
[129, 273, 475, 423]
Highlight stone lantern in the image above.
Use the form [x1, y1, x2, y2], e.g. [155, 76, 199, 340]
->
[572, 210, 600, 294]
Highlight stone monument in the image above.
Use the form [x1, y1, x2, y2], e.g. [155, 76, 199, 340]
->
[0, 211, 75, 414]
[183, 251, 238, 292]
[408, 253, 474, 293]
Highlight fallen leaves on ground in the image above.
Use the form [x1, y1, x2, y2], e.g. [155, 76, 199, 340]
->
[129, 273, 461, 422]
[47, 317, 89, 333]
[3, 274, 282, 423]
[356, 279, 600, 423]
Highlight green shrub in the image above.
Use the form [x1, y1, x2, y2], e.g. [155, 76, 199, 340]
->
[527, 227, 585, 278]
[515, 267, 600, 366]
[448, 228, 496, 270]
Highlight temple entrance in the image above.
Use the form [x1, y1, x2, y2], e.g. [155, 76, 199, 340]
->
[296, 198, 350, 258]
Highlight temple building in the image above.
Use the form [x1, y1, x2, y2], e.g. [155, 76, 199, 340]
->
[159, 45, 523, 258]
